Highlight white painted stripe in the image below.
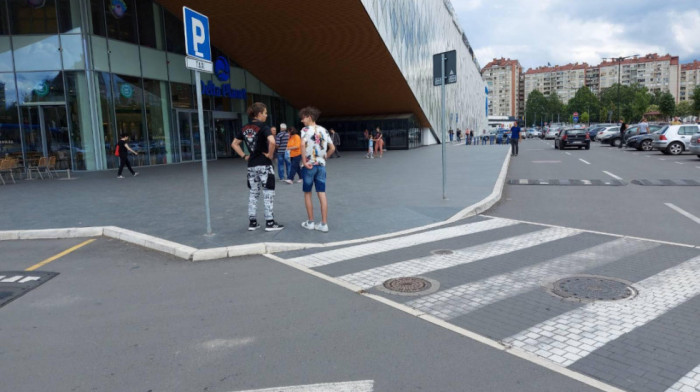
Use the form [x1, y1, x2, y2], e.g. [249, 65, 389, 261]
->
[286, 218, 518, 268]
[664, 364, 700, 392]
[565, 152, 571, 156]
[602, 171, 623, 181]
[532, 160, 561, 163]
[581, 180, 592, 185]
[503, 255, 700, 367]
[579, 158, 591, 165]
[519, 179, 529, 184]
[665, 203, 700, 225]
[675, 161, 684, 165]
[406, 238, 659, 320]
[338, 227, 580, 290]
[230, 380, 374, 392]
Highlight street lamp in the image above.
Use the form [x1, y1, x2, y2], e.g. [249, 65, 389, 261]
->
[602, 55, 638, 122]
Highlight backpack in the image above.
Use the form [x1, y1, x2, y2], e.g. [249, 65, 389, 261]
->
[114, 145, 120, 157]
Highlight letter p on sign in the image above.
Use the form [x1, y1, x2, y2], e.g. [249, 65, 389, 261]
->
[183, 7, 211, 62]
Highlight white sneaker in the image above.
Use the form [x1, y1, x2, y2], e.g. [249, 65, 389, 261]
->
[315, 223, 329, 232]
[301, 220, 315, 230]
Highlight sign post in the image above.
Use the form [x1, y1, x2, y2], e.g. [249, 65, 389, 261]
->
[183, 6, 213, 235]
[433, 50, 456, 200]
[573, 111, 579, 124]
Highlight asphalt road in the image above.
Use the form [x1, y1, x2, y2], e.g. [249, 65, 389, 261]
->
[0, 237, 598, 392]
[490, 137, 700, 246]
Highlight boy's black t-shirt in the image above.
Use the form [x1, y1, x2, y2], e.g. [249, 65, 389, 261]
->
[236, 120, 272, 167]
[117, 140, 127, 158]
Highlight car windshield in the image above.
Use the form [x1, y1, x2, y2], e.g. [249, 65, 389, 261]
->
[659, 125, 669, 134]
[566, 130, 585, 135]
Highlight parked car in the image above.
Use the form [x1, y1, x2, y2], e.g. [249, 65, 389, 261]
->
[526, 128, 541, 138]
[554, 128, 591, 150]
[651, 124, 700, 155]
[585, 126, 604, 141]
[626, 129, 664, 151]
[688, 133, 700, 157]
[596, 126, 621, 144]
[604, 124, 662, 147]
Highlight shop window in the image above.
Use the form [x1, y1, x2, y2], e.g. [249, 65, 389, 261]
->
[142, 78, 172, 164]
[137, 2, 163, 50]
[163, 9, 185, 55]
[103, 0, 138, 44]
[0, 73, 20, 158]
[15, 71, 64, 105]
[57, 0, 82, 33]
[89, 0, 106, 36]
[8, 0, 58, 35]
[170, 82, 193, 109]
[112, 74, 144, 150]
[0, 1, 9, 35]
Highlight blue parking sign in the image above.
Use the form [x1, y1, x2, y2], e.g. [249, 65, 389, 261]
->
[183, 7, 211, 62]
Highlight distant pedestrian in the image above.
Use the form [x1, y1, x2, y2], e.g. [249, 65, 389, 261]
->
[116, 134, 139, 178]
[366, 129, 374, 159]
[638, 117, 649, 134]
[330, 128, 341, 158]
[374, 127, 384, 158]
[456, 129, 462, 142]
[618, 119, 627, 149]
[286, 127, 302, 183]
[470, 130, 475, 145]
[299, 106, 335, 233]
[275, 123, 291, 181]
[510, 123, 521, 156]
[449, 129, 454, 142]
[231, 102, 284, 232]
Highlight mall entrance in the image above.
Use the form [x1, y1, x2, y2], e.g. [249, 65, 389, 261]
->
[213, 112, 240, 158]
[175, 109, 214, 162]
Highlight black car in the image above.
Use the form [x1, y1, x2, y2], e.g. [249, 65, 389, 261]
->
[555, 128, 591, 150]
[626, 129, 664, 151]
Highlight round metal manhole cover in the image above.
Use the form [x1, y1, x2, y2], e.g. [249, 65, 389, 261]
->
[550, 276, 637, 302]
[377, 277, 440, 296]
[431, 249, 454, 255]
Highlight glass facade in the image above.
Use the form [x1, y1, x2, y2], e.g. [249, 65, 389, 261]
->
[0, 0, 295, 172]
[360, 0, 487, 139]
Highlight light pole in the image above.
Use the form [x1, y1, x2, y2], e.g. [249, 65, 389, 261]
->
[602, 55, 638, 122]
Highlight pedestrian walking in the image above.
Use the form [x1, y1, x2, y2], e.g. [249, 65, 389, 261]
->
[456, 129, 462, 142]
[470, 129, 475, 145]
[275, 123, 291, 180]
[330, 128, 341, 158]
[365, 128, 374, 159]
[510, 123, 521, 156]
[116, 134, 139, 178]
[449, 129, 454, 142]
[299, 106, 335, 233]
[286, 127, 302, 183]
[618, 119, 627, 149]
[374, 127, 384, 158]
[231, 102, 284, 232]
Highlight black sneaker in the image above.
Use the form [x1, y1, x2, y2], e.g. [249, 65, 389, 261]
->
[248, 220, 260, 231]
[265, 220, 285, 232]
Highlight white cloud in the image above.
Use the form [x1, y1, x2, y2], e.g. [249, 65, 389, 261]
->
[452, 0, 700, 69]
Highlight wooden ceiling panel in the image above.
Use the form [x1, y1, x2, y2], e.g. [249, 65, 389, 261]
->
[158, 0, 429, 126]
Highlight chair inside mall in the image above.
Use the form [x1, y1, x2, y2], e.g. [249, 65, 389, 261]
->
[47, 156, 58, 178]
[0, 158, 17, 185]
[27, 157, 50, 180]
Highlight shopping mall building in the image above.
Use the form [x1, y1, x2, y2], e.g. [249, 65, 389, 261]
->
[0, 0, 486, 172]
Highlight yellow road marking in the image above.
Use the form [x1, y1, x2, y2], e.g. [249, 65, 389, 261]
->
[25, 239, 96, 271]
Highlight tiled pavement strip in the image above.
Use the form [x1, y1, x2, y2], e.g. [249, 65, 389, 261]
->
[273, 216, 700, 392]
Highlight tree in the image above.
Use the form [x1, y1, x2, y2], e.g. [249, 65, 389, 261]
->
[580, 112, 590, 124]
[566, 86, 601, 123]
[693, 86, 700, 115]
[546, 91, 565, 122]
[675, 101, 693, 118]
[658, 92, 675, 120]
[525, 90, 548, 126]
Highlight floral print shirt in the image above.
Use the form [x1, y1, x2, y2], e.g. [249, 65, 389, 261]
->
[301, 125, 333, 166]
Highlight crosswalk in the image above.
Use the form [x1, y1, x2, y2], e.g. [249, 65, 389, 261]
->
[273, 216, 700, 392]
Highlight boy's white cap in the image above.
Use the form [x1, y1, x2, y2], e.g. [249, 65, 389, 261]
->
[280, 123, 287, 130]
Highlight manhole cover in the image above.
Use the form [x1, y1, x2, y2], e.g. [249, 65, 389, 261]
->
[431, 249, 454, 255]
[550, 276, 636, 302]
[377, 277, 440, 296]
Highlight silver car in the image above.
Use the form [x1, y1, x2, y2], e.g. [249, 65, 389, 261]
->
[596, 126, 621, 143]
[651, 124, 700, 155]
[689, 133, 700, 157]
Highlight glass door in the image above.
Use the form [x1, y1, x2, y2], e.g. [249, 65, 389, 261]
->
[213, 114, 240, 158]
[20, 105, 69, 168]
[178, 110, 194, 161]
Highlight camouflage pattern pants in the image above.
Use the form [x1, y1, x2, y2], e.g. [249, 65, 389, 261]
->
[247, 165, 275, 221]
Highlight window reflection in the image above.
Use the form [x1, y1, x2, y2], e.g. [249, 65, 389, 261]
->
[15, 71, 64, 104]
[12, 35, 62, 71]
[103, 0, 138, 44]
[0, 74, 21, 158]
[57, 0, 82, 33]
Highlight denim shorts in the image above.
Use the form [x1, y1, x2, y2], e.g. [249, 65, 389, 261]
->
[302, 165, 326, 192]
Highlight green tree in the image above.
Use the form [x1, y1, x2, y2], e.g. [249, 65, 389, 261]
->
[525, 90, 548, 126]
[693, 86, 700, 115]
[600, 83, 650, 122]
[546, 91, 565, 122]
[580, 112, 590, 124]
[566, 86, 601, 123]
[658, 92, 675, 120]
[675, 101, 693, 118]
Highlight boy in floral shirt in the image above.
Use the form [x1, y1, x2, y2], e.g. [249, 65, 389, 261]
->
[299, 106, 335, 232]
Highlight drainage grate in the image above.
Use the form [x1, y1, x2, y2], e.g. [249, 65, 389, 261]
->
[431, 249, 454, 255]
[378, 277, 440, 296]
[550, 276, 636, 302]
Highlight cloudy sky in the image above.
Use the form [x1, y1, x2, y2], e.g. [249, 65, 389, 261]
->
[452, 0, 700, 70]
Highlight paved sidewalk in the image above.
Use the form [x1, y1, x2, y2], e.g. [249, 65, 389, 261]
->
[1, 142, 511, 253]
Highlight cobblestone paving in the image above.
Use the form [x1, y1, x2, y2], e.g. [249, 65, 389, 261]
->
[275, 216, 700, 392]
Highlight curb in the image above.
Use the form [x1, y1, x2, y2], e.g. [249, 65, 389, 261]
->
[0, 149, 511, 261]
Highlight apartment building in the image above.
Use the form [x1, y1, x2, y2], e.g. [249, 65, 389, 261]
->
[482, 58, 522, 117]
[523, 63, 588, 104]
[680, 60, 700, 102]
[598, 54, 680, 102]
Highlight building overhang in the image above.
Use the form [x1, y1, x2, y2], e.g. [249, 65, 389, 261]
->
[158, 0, 431, 127]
